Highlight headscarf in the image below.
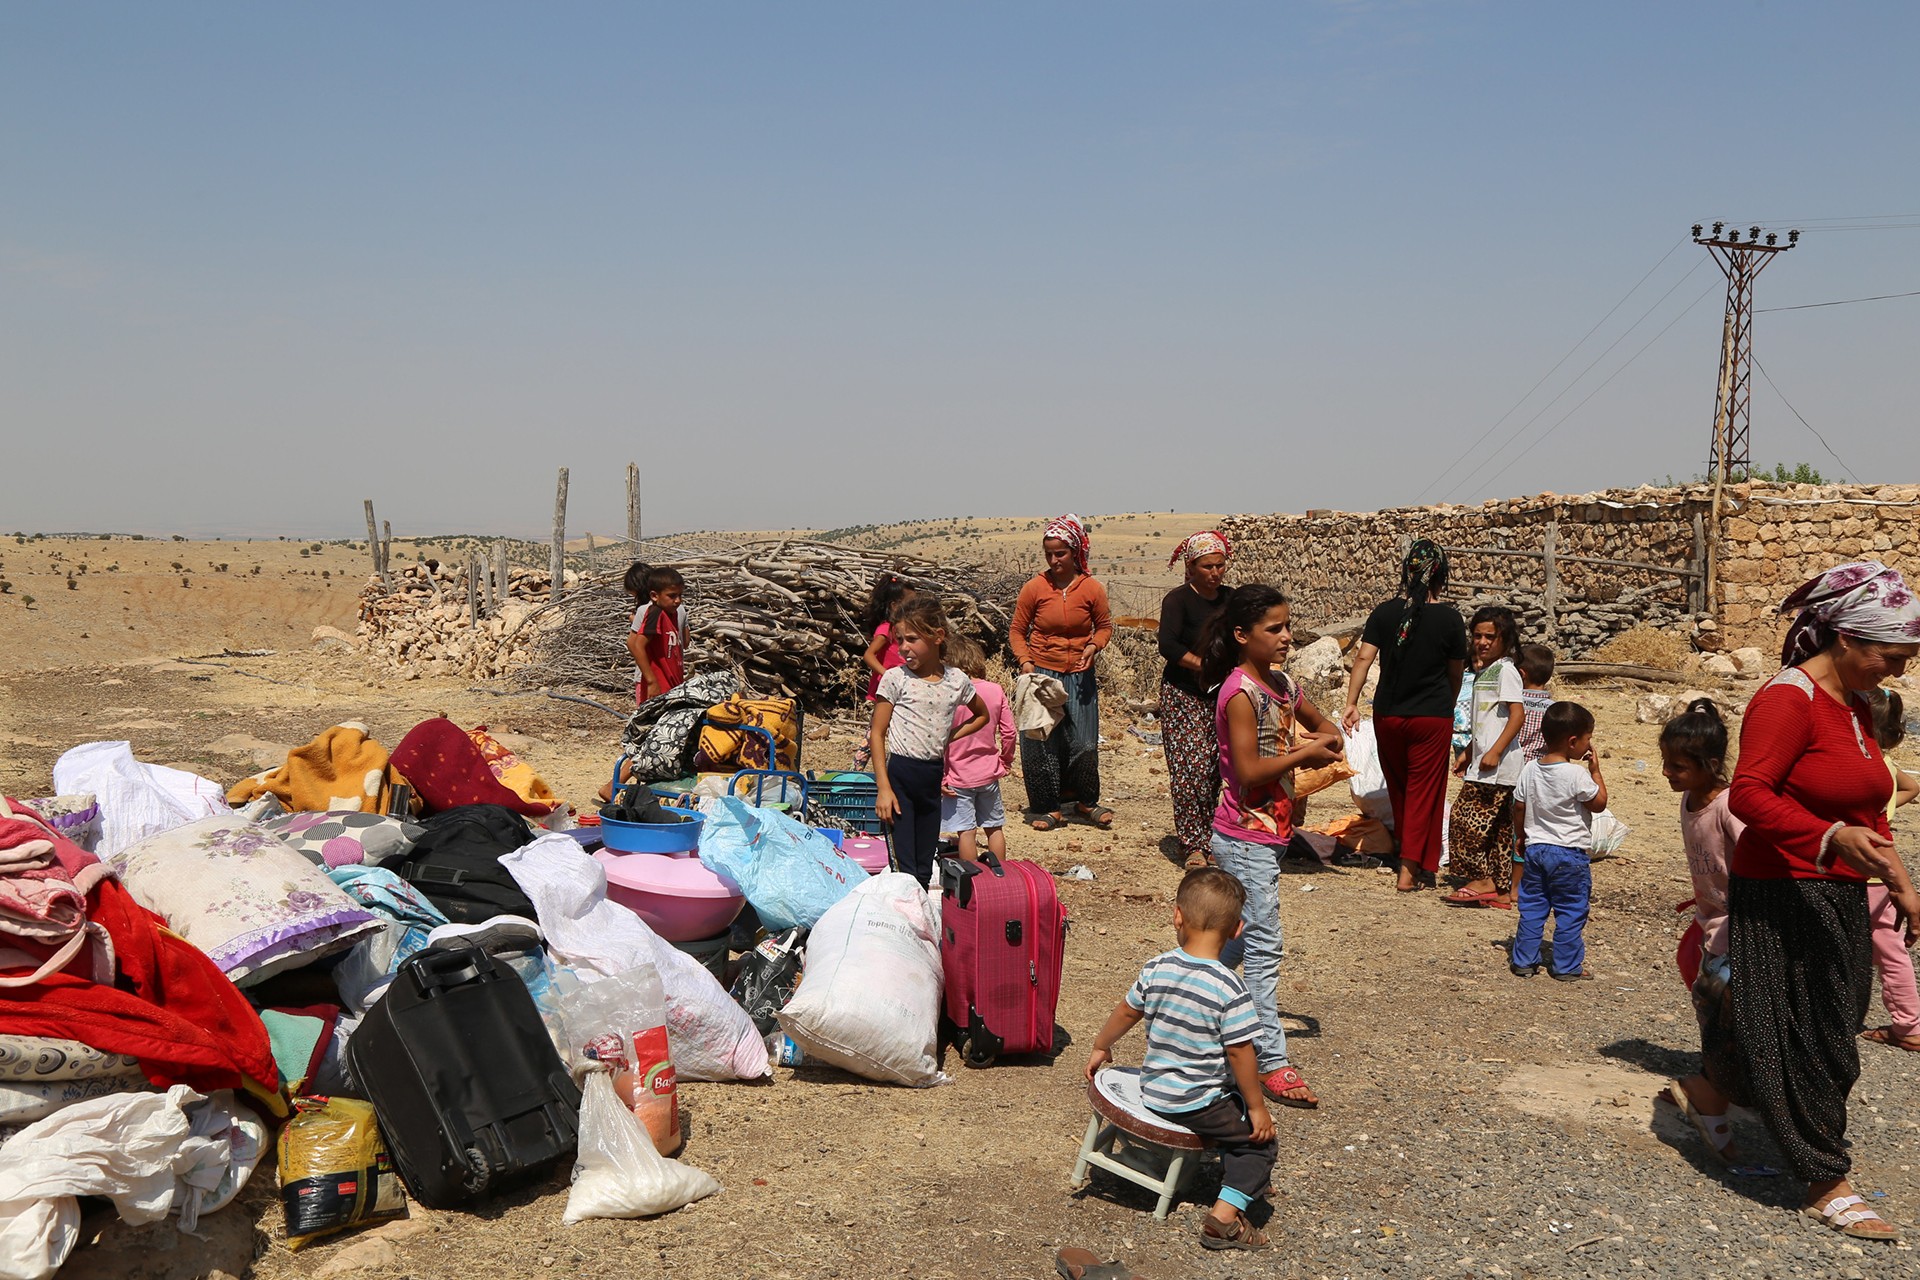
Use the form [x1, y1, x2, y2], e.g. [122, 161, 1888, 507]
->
[1167, 529, 1231, 569]
[1395, 538, 1449, 648]
[1777, 561, 1920, 666]
[1044, 514, 1090, 577]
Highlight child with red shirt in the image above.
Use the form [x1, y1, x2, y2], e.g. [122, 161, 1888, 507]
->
[625, 563, 687, 706]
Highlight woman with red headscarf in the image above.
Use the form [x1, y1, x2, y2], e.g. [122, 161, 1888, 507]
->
[1710, 562, 1920, 1241]
[1158, 530, 1234, 868]
[1010, 515, 1113, 830]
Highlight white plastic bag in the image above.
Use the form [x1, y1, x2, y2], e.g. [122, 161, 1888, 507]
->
[51, 741, 230, 860]
[776, 873, 946, 1087]
[1344, 722, 1394, 829]
[502, 834, 770, 1081]
[1590, 809, 1630, 858]
[563, 1070, 720, 1223]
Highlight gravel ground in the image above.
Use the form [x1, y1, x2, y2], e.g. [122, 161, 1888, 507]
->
[2, 654, 1916, 1280]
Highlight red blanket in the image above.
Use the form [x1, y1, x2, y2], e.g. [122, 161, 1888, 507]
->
[0, 878, 284, 1114]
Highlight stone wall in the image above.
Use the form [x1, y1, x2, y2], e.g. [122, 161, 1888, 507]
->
[1223, 483, 1920, 657]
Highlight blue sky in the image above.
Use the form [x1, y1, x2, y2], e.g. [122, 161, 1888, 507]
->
[4, 2, 1916, 538]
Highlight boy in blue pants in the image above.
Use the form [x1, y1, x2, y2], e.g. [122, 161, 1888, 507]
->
[1508, 701, 1609, 981]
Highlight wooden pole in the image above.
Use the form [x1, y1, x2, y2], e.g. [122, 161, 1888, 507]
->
[382, 520, 393, 575]
[626, 462, 642, 548]
[467, 557, 480, 628]
[587, 532, 597, 577]
[1706, 313, 1736, 619]
[363, 500, 391, 589]
[482, 545, 497, 613]
[551, 467, 570, 603]
[1541, 519, 1559, 643]
[495, 541, 509, 609]
[1690, 512, 1708, 615]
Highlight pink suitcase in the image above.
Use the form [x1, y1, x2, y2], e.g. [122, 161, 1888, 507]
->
[939, 852, 1067, 1066]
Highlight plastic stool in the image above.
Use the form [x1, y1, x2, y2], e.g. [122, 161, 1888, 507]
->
[1070, 1067, 1212, 1220]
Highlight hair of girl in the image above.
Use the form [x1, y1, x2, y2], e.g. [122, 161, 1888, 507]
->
[946, 633, 988, 680]
[1868, 687, 1907, 752]
[894, 595, 951, 658]
[1393, 539, 1450, 649]
[1198, 582, 1289, 690]
[622, 560, 652, 598]
[863, 573, 914, 630]
[1659, 697, 1730, 787]
[1467, 604, 1521, 662]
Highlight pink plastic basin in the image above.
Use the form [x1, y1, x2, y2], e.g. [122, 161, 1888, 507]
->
[593, 850, 746, 942]
[841, 836, 890, 876]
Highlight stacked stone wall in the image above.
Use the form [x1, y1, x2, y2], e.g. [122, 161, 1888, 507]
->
[1223, 483, 1920, 658]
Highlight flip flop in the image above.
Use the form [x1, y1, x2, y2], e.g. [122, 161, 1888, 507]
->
[1441, 889, 1497, 907]
[1055, 1247, 1148, 1280]
[1261, 1064, 1319, 1109]
[1183, 850, 1211, 870]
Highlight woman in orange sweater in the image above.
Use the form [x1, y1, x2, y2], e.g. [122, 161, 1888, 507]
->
[1009, 514, 1113, 831]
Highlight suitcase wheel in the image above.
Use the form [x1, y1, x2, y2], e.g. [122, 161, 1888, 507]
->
[960, 1036, 998, 1069]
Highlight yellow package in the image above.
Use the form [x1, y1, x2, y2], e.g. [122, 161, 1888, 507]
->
[279, 1095, 408, 1250]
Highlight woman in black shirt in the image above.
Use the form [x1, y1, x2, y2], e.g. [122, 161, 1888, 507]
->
[1157, 530, 1234, 868]
[1341, 539, 1468, 891]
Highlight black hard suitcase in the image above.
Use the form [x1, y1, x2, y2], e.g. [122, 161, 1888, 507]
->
[344, 944, 581, 1209]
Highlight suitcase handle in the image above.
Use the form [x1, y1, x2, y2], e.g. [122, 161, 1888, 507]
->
[406, 943, 492, 997]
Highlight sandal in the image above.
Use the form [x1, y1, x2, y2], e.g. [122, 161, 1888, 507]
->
[1441, 889, 1498, 907]
[1183, 850, 1211, 870]
[1861, 1026, 1920, 1052]
[1660, 1079, 1734, 1165]
[1077, 804, 1115, 829]
[1198, 1214, 1268, 1252]
[1260, 1065, 1319, 1109]
[1027, 812, 1067, 831]
[1054, 1247, 1148, 1280]
[1803, 1193, 1900, 1241]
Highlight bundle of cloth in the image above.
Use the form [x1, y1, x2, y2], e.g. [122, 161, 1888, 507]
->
[390, 718, 561, 817]
[227, 721, 397, 814]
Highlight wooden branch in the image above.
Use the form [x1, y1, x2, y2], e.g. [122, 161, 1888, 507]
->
[626, 461, 641, 546]
[551, 466, 569, 605]
[363, 500, 391, 589]
[1555, 662, 1697, 685]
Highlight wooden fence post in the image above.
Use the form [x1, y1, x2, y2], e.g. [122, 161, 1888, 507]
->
[363, 500, 391, 589]
[1541, 520, 1559, 641]
[551, 467, 570, 604]
[495, 542, 509, 610]
[382, 520, 393, 576]
[587, 532, 597, 577]
[1691, 512, 1708, 615]
[482, 545, 497, 613]
[626, 462, 642, 549]
[467, 557, 480, 628]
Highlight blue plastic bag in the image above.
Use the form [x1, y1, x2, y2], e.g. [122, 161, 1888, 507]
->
[696, 796, 866, 931]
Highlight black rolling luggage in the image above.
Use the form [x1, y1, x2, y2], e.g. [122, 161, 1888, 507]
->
[344, 944, 580, 1208]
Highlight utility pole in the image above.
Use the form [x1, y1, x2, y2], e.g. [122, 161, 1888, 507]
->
[1692, 220, 1796, 617]
[1693, 220, 1798, 482]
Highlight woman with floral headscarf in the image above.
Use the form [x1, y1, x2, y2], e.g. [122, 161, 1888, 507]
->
[1158, 530, 1235, 867]
[1010, 515, 1113, 830]
[1342, 539, 1468, 892]
[1705, 562, 1920, 1242]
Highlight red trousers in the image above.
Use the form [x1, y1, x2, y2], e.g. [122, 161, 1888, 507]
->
[1374, 715, 1452, 874]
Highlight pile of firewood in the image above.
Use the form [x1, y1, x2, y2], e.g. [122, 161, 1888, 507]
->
[514, 540, 1010, 710]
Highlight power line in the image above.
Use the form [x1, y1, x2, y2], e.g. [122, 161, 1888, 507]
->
[1470, 284, 1720, 496]
[1410, 238, 1688, 504]
[1750, 356, 1861, 483]
[1441, 257, 1708, 503]
[1757, 289, 1920, 313]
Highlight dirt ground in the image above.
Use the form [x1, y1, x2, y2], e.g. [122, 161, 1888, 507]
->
[3, 547, 1919, 1279]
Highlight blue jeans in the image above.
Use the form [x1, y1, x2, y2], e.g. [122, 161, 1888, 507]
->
[1511, 842, 1591, 974]
[1210, 831, 1289, 1073]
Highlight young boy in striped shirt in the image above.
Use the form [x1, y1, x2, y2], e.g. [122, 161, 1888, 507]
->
[1085, 867, 1278, 1251]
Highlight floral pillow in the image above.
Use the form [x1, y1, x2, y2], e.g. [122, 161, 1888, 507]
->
[107, 815, 382, 987]
[262, 810, 424, 869]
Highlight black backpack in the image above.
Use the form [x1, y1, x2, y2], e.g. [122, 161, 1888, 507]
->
[386, 804, 539, 924]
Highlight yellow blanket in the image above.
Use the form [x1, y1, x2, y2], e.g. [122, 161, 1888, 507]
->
[228, 723, 393, 813]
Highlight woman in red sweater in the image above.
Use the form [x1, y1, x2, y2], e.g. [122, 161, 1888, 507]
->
[1009, 514, 1113, 831]
[1720, 562, 1920, 1242]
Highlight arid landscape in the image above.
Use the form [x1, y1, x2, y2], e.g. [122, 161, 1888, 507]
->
[3, 522, 1917, 1279]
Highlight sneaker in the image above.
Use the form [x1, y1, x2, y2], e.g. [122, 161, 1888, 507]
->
[1199, 1214, 1269, 1251]
[1509, 962, 1539, 978]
